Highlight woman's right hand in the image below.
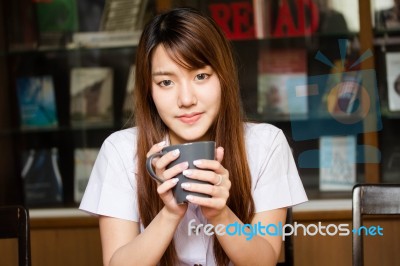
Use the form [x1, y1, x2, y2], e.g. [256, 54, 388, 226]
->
[147, 141, 189, 219]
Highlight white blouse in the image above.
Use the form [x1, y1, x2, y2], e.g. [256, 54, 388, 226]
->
[79, 122, 308, 265]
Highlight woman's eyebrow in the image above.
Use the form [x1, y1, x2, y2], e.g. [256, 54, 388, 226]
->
[152, 71, 176, 77]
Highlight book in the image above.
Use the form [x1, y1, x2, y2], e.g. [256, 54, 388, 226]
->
[257, 48, 307, 118]
[5, 0, 39, 51]
[122, 65, 136, 123]
[76, 0, 106, 32]
[34, 0, 79, 47]
[71, 31, 141, 48]
[385, 52, 400, 111]
[21, 147, 63, 207]
[74, 148, 99, 203]
[381, 143, 400, 183]
[319, 135, 356, 191]
[70, 67, 114, 127]
[16, 76, 58, 129]
[100, 0, 149, 32]
[374, 4, 400, 31]
[70, 0, 150, 48]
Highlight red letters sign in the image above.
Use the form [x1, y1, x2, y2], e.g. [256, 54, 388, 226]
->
[273, 0, 319, 37]
[209, 2, 255, 40]
[208, 0, 320, 40]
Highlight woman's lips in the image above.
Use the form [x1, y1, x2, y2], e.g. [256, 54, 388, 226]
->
[177, 112, 203, 124]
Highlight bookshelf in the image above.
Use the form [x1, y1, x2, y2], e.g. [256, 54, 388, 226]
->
[371, 0, 400, 184]
[0, 0, 397, 208]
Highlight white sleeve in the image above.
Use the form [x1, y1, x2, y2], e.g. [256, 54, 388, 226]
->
[79, 138, 139, 222]
[252, 129, 308, 213]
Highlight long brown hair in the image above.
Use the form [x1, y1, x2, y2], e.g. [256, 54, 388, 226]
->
[134, 8, 255, 266]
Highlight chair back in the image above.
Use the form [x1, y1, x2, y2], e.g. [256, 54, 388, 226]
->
[352, 184, 400, 266]
[0, 205, 31, 266]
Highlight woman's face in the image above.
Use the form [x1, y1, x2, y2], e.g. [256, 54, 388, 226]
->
[151, 45, 222, 145]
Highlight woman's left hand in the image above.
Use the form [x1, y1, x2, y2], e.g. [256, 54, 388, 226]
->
[181, 146, 231, 220]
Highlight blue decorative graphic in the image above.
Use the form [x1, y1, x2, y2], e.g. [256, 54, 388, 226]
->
[286, 39, 382, 168]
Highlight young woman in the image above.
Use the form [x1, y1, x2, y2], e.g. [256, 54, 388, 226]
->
[80, 7, 307, 266]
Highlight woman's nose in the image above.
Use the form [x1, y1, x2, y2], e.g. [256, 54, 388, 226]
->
[177, 83, 197, 108]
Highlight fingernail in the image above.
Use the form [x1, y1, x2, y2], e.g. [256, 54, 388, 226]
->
[183, 169, 192, 176]
[172, 149, 180, 156]
[158, 141, 166, 147]
[181, 162, 189, 169]
[193, 160, 202, 166]
[186, 195, 194, 201]
[181, 183, 190, 189]
[171, 178, 179, 184]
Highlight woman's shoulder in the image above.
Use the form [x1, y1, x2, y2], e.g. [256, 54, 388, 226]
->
[244, 122, 283, 144]
[105, 127, 138, 147]
[243, 122, 291, 156]
[100, 127, 138, 169]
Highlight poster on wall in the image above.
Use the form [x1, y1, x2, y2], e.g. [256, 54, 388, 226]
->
[21, 148, 63, 207]
[70, 67, 114, 127]
[74, 148, 99, 203]
[385, 52, 400, 111]
[16, 76, 58, 129]
[319, 135, 356, 191]
[257, 48, 308, 118]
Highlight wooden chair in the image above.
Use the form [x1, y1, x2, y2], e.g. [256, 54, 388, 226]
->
[352, 184, 400, 266]
[277, 207, 293, 266]
[0, 205, 31, 266]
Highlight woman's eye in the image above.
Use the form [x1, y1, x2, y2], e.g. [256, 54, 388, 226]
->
[159, 80, 173, 87]
[195, 73, 209, 81]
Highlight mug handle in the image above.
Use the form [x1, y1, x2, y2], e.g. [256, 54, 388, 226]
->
[146, 152, 165, 183]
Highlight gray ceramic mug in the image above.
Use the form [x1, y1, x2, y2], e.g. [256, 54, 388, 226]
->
[146, 141, 215, 204]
